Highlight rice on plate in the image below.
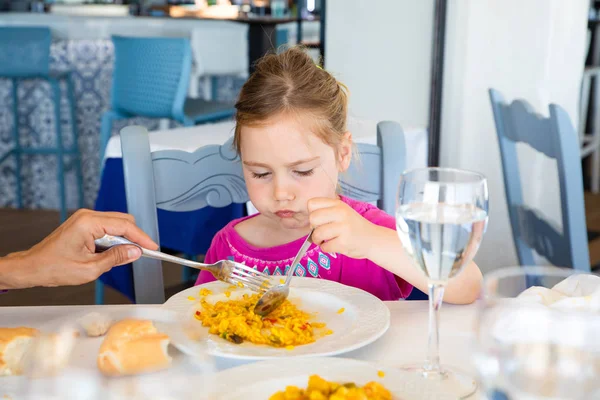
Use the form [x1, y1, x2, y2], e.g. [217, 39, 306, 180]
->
[193, 285, 331, 348]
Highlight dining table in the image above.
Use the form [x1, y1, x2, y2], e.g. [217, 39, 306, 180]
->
[0, 300, 483, 399]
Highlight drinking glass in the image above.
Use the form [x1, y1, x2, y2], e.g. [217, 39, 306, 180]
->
[475, 266, 600, 400]
[396, 167, 488, 398]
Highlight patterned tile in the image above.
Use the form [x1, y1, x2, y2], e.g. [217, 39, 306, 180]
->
[0, 39, 243, 210]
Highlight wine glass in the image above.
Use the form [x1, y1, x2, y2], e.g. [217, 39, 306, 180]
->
[396, 167, 488, 398]
[474, 266, 600, 400]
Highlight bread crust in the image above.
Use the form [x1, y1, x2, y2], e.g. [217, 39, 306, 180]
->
[97, 319, 171, 376]
[0, 327, 39, 376]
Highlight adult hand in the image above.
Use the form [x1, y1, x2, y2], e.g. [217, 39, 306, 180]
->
[0, 209, 157, 289]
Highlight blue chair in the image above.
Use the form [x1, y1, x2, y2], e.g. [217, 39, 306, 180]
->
[0, 26, 83, 222]
[99, 36, 236, 160]
[489, 89, 590, 271]
[116, 121, 406, 303]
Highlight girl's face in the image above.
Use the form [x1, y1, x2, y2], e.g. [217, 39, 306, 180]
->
[239, 113, 352, 231]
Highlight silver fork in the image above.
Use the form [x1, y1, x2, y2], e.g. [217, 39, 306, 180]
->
[94, 235, 272, 293]
[253, 229, 314, 316]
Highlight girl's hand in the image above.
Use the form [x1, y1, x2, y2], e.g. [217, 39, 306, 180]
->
[308, 198, 381, 259]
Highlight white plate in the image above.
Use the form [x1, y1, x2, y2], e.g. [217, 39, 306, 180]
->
[207, 357, 438, 400]
[163, 278, 390, 360]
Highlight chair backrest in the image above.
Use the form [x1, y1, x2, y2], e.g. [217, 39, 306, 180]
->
[488, 88, 590, 271]
[111, 36, 191, 121]
[120, 121, 406, 303]
[0, 26, 51, 77]
[190, 22, 249, 78]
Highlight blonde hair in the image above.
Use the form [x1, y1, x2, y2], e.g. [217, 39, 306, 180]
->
[233, 47, 349, 155]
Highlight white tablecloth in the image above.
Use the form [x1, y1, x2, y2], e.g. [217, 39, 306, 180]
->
[0, 301, 481, 399]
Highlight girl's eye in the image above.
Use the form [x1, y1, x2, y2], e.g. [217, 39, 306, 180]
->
[294, 169, 315, 177]
[251, 172, 270, 179]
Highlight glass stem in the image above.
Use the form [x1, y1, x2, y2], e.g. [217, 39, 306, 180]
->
[425, 281, 446, 373]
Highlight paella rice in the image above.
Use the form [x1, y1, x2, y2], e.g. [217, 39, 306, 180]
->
[269, 374, 392, 400]
[194, 293, 328, 347]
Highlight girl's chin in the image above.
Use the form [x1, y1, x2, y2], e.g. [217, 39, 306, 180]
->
[272, 216, 309, 230]
[279, 219, 309, 230]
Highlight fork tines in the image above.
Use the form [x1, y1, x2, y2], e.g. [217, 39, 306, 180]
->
[229, 265, 271, 293]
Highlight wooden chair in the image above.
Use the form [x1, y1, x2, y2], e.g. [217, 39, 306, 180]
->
[489, 89, 590, 271]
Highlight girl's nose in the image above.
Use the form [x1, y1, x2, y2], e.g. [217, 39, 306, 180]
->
[273, 177, 295, 202]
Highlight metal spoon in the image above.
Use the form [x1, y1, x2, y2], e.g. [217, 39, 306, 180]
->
[253, 229, 314, 317]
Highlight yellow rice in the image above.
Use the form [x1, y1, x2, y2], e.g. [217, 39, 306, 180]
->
[269, 374, 392, 400]
[194, 293, 327, 347]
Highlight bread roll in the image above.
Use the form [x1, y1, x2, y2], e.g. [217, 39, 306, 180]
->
[0, 327, 39, 376]
[78, 312, 112, 337]
[27, 329, 77, 378]
[97, 319, 171, 376]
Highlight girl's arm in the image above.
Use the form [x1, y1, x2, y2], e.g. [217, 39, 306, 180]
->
[363, 225, 482, 304]
[309, 198, 482, 304]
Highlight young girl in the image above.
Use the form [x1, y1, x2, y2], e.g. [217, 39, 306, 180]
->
[195, 48, 482, 304]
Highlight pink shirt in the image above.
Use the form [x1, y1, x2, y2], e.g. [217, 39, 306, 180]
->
[195, 196, 412, 301]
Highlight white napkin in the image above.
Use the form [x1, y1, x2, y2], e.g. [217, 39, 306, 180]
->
[515, 286, 567, 305]
[487, 274, 600, 349]
[518, 274, 600, 312]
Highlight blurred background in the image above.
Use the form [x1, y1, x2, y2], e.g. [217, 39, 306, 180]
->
[0, 0, 596, 306]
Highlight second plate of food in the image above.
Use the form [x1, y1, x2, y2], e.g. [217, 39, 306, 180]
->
[204, 356, 449, 400]
[162, 277, 390, 360]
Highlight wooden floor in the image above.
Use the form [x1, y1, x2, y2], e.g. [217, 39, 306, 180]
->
[0, 208, 194, 307]
[3, 194, 600, 307]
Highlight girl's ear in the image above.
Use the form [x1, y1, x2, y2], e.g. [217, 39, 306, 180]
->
[337, 131, 353, 172]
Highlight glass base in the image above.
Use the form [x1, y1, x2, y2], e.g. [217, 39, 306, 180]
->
[397, 363, 478, 399]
